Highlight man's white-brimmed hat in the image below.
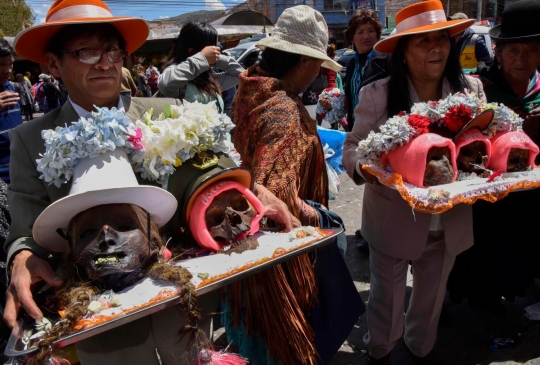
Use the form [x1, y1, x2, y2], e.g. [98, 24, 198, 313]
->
[33, 149, 178, 253]
[256, 5, 342, 73]
[14, 0, 149, 65]
[374, 1, 474, 54]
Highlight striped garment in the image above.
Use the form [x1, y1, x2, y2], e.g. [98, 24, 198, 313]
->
[0, 81, 23, 183]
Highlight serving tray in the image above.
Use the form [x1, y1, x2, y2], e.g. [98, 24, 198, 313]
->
[5, 227, 342, 357]
[363, 164, 540, 214]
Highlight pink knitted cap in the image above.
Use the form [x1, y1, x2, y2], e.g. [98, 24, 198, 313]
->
[454, 128, 492, 166]
[381, 133, 457, 188]
[487, 131, 539, 172]
[189, 180, 264, 251]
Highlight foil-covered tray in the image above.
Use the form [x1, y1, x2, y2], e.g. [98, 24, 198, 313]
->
[5, 228, 342, 357]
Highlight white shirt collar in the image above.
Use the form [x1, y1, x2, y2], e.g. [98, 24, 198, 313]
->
[69, 96, 125, 118]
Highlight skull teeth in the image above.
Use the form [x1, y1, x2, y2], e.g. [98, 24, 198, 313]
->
[94, 255, 121, 266]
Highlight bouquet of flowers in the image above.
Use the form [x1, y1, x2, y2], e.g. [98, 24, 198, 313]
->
[132, 100, 236, 187]
[37, 100, 236, 188]
[316, 88, 347, 126]
[356, 92, 523, 165]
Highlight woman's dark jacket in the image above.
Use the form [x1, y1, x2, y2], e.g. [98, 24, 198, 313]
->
[343, 51, 390, 131]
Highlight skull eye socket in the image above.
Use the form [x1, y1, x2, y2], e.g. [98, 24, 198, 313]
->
[205, 207, 226, 227]
[80, 228, 97, 240]
[230, 195, 249, 211]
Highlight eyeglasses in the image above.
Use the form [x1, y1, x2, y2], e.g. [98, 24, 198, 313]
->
[62, 49, 125, 65]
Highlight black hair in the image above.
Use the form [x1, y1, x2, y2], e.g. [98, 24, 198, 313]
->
[258, 48, 302, 79]
[386, 33, 467, 117]
[0, 39, 13, 57]
[45, 24, 126, 58]
[167, 21, 221, 96]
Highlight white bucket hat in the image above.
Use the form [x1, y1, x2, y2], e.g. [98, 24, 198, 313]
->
[33, 149, 178, 253]
[256, 5, 342, 72]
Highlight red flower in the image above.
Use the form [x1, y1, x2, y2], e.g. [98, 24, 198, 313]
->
[443, 105, 473, 132]
[398, 111, 406, 117]
[408, 114, 431, 134]
[429, 101, 438, 107]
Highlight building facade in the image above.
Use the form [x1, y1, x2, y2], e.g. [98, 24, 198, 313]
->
[234, 0, 386, 48]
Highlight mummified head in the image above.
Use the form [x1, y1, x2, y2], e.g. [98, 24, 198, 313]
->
[190, 180, 264, 252]
[205, 190, 257, 243]
[68, 204, 163, 290]
[507, 148, 529, 172]
[423, 146, 454, 186]
[457, 141, 488, 173]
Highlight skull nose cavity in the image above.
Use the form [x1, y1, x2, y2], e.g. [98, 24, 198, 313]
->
[99, 226, 119, 249]
[227, 210, 243, 226]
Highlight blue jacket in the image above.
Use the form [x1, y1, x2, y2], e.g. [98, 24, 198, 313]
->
[0, 81, 23, 183]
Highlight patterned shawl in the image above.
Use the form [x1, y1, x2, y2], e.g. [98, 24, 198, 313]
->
[232, 66, 328, 226]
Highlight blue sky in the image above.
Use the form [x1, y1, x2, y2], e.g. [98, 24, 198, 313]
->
[27, 0, 243, 24]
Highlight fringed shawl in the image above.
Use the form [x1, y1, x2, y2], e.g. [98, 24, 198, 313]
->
[232, 66, 329, 226]
[226, 66, 329, 365]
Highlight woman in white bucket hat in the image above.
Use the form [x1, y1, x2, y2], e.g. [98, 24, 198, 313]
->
[229, 5, 363, 365]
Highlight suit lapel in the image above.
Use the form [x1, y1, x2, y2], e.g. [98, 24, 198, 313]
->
[53, 102, 79, 128]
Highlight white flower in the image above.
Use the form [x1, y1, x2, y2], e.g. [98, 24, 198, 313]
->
[88, 301, 102, 313]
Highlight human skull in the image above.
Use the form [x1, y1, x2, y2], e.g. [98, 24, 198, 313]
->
[507, 148, 529, 172]
[424, 147, 454, 186]
[69, 204, 157, 289]
[457, 141, 489, 176]
[205, 190, 257, 244]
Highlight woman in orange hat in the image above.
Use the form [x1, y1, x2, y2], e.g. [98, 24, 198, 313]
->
[342, 1, 485, 362]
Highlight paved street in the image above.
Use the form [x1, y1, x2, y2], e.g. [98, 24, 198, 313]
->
[304, 105, 540, 365]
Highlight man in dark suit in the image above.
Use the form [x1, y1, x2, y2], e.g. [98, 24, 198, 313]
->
[5, 0, 298, 362]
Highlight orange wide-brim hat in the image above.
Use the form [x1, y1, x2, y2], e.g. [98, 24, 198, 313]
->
[14, 0, 149, 65]
[374, 1, 474, 54]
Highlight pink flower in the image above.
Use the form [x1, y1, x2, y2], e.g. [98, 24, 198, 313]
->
[128, 128, 143, 150]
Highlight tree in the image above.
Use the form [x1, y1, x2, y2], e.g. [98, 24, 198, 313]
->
[0, 0, 35, 37]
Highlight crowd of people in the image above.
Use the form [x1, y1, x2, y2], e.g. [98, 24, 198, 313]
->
[0, 0, 539, 364]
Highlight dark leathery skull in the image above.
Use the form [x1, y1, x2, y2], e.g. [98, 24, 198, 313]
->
[457, 141, 489, 176]
[205, 190, 257, 244]
[507, 148, 529, 172]
[69, 204, 155, 289]
[424, 147, 454, 186]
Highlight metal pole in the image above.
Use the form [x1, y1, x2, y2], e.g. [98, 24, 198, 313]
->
[477, 0, 483, 20]
[446, 0, 450, 16]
